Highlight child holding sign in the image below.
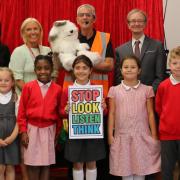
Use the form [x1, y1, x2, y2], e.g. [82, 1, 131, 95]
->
[108, 55, 161, 180]
[60, 55, 106, 180]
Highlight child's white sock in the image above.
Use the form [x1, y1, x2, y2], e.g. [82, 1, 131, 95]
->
[134, 175, 145, 180]
[122, 175, 145, 180]
[86, 168, 97, 180]
[122, 175, 133, 180]
[73, 168, 84, 180]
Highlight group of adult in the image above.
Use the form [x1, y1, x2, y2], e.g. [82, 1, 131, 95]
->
[1, 3, 167, 180]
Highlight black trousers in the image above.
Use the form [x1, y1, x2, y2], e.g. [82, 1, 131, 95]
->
[97, 116, 110, 180]
[145, 174, 155, 180]
[161, 140, 180, 180]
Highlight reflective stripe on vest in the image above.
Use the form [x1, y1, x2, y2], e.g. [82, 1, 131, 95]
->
[91, 31, 110, 60]
[90, 31, 110, 96]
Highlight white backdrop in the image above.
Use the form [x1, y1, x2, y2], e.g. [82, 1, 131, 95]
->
[163, 0, 180, 51]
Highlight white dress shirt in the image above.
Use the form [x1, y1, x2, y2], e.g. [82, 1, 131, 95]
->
[132, 34, 145, 54]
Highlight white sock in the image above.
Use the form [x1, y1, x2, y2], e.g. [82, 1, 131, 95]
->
[134, 175, 145, 180]
[73, 169, 84, 180]
[86, 168, 97, 180]
[122, 175, 133, 180]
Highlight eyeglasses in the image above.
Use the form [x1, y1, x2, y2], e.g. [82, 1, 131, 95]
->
[128, 20, 145, 24]
[77, 13, 93, 18]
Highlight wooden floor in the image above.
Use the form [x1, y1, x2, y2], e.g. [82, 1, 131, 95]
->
[15, 163, 180, 180]
[15, 170, 180, 180]
[15, 149, 70, 180]
[15, 167, 69, 180]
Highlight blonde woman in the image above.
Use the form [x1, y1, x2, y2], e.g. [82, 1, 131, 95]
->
[9, 18, 51, 93]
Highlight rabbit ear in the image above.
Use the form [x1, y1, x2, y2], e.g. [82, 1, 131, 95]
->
[54, 20, 67, 27]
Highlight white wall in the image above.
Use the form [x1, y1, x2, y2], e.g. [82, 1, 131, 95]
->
[163, 0, 180, 51]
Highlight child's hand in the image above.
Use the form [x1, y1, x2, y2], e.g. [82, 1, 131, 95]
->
[21, 132, 29, 149]
[65, 101, 70, 114]
[101, 98, 107, 110]
[4, 136, 13, 145]
[152, 134, 158, 140]
[0, 139, 8, 147]
[108, 135, 114, 145]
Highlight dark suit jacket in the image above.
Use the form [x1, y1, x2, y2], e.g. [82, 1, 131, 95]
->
[114, 36, 167, 92]
[0, 42, 10, 67]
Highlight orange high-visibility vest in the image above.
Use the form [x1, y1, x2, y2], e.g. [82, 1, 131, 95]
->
[63, 31, 110, 96]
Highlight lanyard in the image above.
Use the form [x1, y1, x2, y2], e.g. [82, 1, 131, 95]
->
[26, 45, 40, 60]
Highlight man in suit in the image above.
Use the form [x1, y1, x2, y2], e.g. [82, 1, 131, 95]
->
[114, 8, 167, 93]
[114, 9, 166, 180]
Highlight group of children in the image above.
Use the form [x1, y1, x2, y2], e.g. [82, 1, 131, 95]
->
[0, 46, 179, 180]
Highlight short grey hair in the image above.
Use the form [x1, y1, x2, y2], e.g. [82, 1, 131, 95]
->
[77, 4, 96, 18]
[127, 9, 147, 23]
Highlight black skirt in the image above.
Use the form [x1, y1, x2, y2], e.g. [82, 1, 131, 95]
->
[64, 138, 106, 162]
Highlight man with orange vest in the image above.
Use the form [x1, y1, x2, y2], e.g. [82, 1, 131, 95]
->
[63, 4, 114, 98]
[62, 4, 114, 180]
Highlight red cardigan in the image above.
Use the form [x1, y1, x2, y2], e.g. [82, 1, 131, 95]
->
[18, 80, 62, 133]
[156, 78, 180, 140]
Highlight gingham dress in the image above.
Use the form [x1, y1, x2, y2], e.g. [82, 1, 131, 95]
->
[107, 83, 161, 176]
[24, 124, 56, 166]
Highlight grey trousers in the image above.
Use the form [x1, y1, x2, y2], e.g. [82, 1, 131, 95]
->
[161, 140, 180, 180]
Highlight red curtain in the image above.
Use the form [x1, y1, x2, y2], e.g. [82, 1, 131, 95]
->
[0, 0, 164, 51]
[0, 0, 164, 84]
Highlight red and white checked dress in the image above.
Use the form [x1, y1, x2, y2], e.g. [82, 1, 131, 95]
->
[107, 82, 161, 176]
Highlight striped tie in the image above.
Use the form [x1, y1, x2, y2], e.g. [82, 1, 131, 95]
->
[134, 40, 141, 58]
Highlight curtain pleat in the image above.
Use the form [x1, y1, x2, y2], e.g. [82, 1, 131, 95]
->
[0, 0, 164, 86]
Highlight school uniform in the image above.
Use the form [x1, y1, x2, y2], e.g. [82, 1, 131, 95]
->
[60, 80, 106, 163]
[108, 82, 161, 176]
[156, 75, 180, 180]
[0, 91, 20, 165]
[18, 80, 62, 165]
